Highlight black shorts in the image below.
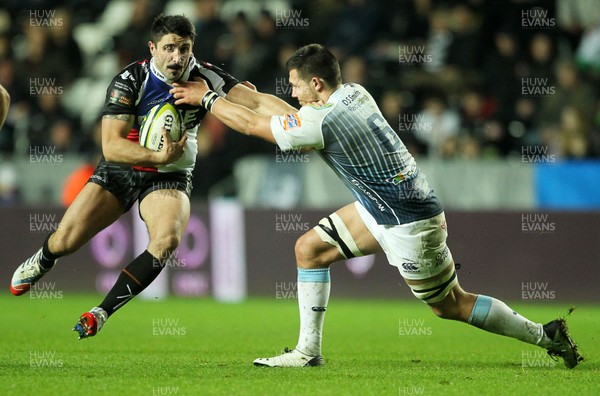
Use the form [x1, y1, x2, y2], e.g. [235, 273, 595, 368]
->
[88, 157, 193, 212]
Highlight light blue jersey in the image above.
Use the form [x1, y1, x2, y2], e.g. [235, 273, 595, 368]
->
[271, 83, 443, 225]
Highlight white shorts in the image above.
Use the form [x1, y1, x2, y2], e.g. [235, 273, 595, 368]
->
[355, 202, 453, 281]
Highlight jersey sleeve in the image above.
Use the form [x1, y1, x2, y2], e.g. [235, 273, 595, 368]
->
[270, 104, 328, 151]
[102, 63, 142, 116]
[196, 61, 240, 97]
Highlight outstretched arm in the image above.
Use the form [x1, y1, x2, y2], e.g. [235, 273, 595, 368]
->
[171, 80, 276, 144]
[225, 83, 297, 116]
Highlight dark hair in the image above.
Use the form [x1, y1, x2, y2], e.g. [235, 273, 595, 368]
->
[285, 44, 342, 88]
[150, 14, 195, 43]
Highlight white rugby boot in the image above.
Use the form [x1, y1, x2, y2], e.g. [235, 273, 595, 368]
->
[253, 348, 324, 367]
[10, 248, 55, 296]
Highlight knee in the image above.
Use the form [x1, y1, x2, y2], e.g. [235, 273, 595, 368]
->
[428, 289, 475, 321]
[430, 304, 459, 320]
[295, 234, 329, 269]
[149, 234, 180, 258]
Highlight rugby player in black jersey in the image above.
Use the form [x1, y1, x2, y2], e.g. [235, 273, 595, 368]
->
[10, 14, 295, 339]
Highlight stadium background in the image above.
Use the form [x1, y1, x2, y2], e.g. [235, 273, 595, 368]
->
[0, 0, 599, 303]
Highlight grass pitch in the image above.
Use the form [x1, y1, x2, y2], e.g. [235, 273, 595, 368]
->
[0, 294, 597, 396]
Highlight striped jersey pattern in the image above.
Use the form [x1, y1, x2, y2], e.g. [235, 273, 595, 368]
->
[318, 83, 443, 225]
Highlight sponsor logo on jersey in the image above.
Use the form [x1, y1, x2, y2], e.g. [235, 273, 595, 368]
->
[435, 247, 449, 267]
[119, 70, 136, 83]
[109, 89, 133, 106]
[341, 89, 361, 106]
[401, 262, 419, 273]
[283, 113, 301, 130]
[387, 172, 405, 185]
[386, 164, 417, 185]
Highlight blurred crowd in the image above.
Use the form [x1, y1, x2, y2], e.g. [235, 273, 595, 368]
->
[1, 0, 600, 201]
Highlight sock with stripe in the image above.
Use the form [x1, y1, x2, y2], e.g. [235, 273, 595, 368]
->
[295, 268, 331, 357]
[468, 295, 552, 348]
[99, 250, 164, 317]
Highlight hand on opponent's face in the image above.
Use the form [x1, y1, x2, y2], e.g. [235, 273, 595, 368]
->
[170, 77, 210, 107]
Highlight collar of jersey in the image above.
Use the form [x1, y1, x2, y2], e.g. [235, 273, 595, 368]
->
[150, 55, 197, 85]
[327, 83, 351, 103]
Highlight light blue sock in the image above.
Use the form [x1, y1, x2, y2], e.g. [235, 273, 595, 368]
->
[468, 295, 550, 347]
[296, 268, 331, 356]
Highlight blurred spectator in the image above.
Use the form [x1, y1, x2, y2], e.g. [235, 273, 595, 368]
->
[423, 7, 452, 75]
[484, 31, 524, 119]
[524, 32, 556, 84]
[341, 55, 367, 85]
[458, 87, 506, 157]
[246, 9, 282, 89]
[225, 12, 268, 81]
[535, 60, 596, 129]
[574, 26, 600, 74]
[557, 106, 593, 159]
[446, 4, 482, 72]
[326, 0, 380, 61]
[557, 0, 600, 50]
[27, 93, 75, 150]
[0, 162, 20, 205]
[193, 0, 228, 60]
[304, 0, 343, 47]
[14, 20, 50, 90]
[48, 119, 75, 154]
[44, 8, 83, 86]
[505, 98, 539, 153]
[413, 91, 460, 158]
[254, 42, 298, 106]
[0, 33, 11, 59]
[380, 89, 424, 155]
[113, 0, 161, 66]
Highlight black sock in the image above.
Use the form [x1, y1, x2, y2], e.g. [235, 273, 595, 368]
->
[99, 250, 164, 317]
[40, 233, 60, 269]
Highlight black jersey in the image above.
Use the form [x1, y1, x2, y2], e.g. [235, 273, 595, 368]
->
[102, 56, 239, 172]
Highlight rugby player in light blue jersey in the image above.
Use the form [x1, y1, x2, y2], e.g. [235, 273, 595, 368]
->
[171, 44, 582, 369]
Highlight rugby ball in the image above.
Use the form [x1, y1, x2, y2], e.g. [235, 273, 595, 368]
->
[139, 102, 183, 151]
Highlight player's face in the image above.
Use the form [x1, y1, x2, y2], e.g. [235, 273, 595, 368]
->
[149, 33, 193, 82]
[289, 69, 319, 106]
